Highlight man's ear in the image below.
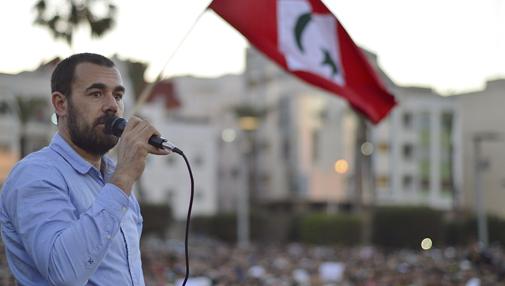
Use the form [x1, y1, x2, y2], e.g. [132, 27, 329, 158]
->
[52, 92, 67, 118]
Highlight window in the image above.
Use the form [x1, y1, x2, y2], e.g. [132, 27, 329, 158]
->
[259, 173, 271, 184]
[376, 176, 390, 188]
[0, 101, 12, 115]
[402, 112, 413, 129]
[420, 178, 430, 192]
[282, 139, 290, 160]
[402, 144, 414, 160]
[440, 111, 453, 193]
[418, 112, 431, 192]
[230, 167, 240, 180]
[402, 175, 413, 190]
[377, 143, 389, 153]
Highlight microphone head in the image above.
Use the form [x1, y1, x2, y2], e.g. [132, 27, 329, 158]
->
[104, 116, 126, 137]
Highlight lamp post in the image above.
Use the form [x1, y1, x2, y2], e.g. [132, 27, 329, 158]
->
[473, 132, 501, 249]
[236, 115, 259, 248]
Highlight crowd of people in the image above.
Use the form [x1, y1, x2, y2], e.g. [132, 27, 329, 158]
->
[140, 236, 505, 286]
[1, 236, 505, 285]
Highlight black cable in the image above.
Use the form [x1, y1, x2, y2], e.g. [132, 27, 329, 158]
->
[104, 117, 194, 284]
[176, 150, 194, 286]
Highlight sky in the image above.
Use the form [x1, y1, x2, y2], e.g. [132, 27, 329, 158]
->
[1, 0, 505, 95]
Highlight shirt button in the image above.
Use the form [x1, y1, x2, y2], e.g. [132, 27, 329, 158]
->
[122, 206, 127, 212]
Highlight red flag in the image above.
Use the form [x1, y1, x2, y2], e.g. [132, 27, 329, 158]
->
[209, 0, 396, 123]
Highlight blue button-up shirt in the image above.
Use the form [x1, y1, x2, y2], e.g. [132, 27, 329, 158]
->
[0, 133, 145, 285]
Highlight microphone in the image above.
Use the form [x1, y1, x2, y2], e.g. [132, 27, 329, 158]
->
[104, 116, 183, 155]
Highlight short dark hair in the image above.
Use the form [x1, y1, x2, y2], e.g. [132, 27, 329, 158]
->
[51, 53, 115, 98]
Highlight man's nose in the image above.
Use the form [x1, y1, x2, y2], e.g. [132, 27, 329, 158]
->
[102, 93, 119, 113]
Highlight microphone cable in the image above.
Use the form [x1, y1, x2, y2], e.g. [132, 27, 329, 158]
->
[174, 149, 194, 286]
[104, 116, 194, 284]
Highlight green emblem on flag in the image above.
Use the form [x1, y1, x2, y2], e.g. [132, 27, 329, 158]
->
[294, 12, 339, 77]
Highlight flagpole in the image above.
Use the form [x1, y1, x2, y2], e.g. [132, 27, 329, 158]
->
[127, 3, 211, 117]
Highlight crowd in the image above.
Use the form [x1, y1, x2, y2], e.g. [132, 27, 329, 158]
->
[140, 237, 505, 286]
[1, 237, 505, 285]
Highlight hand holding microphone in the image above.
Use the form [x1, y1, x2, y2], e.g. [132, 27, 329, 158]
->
[105, 116, 183, 155]
[106, 116, 175, 194]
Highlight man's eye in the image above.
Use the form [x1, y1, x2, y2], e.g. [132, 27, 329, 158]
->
[90, 91, 102, 97]
[114, 93, 123, 100]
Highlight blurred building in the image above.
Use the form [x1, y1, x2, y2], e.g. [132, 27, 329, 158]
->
[243, 47, 461, 211]
[140, 47, 463, 218]
[372, 86, 458, 210]
[0, 93, 20, 186]
[244, 47, 356, 210]
[0, 67, 55, 188]
[139, 75, 248, 220]
[0, 67, 55, 157]
[455, 79, 505, 219]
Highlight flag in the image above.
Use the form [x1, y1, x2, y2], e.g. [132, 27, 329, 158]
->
[209, 0, 396, 123]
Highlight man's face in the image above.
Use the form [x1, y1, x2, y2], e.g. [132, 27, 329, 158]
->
[65, 62, 125, 156]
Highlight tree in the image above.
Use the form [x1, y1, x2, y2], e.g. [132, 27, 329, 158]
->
[15, 97, 50, 157]
[33, 0, 117, 45]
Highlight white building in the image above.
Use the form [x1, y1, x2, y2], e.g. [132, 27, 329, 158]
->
[372, 86, 458, 210]
[138, 75, 248, 219]
[0, 92, 20, 185]
[244, 47, 357, 209]
[130, 47, 463, 218]
[244, 47, 460, 211]
[455, 79, 505, 219]
[139, 103, 219, 220]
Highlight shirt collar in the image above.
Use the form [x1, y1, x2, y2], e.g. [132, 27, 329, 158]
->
[49, 133, 115, 176]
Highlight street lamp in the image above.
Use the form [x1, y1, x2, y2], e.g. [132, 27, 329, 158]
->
[233, 104, 267, 248]
[334, 159, 349, 174]
[236, 115, 260, 248]
[473, 132, 501, 249]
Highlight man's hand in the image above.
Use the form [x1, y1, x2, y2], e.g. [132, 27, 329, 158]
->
[110, 116, 171, 194]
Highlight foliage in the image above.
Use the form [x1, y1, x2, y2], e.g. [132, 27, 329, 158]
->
[299, 213, 362, 245]
[125, 60, 148, 100]
[15, 97, 49, 124]
[183, 207, 505, 248]
[15, 97, 51, 157]
[191, 211, 296, 243]
[33, 0, 117, 45]
[140, 203, 172, 239]
[445, 215, 505, 246]
[191, 213, 237, 242]
[371, 206, 444, 249]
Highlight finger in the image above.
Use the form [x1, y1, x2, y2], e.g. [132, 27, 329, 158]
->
[148, 146, 172, 156]
[124, 117, 171, 155]
[129, 124, 167, 153]
[123, 116, 143, 134]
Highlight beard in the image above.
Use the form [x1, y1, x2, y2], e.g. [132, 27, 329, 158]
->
[67, 100, 119, 156]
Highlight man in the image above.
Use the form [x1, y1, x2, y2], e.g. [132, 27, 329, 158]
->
[0, 53, 170, 285]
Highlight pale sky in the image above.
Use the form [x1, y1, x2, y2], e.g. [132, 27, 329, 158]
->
[1, 0, 504, 95]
